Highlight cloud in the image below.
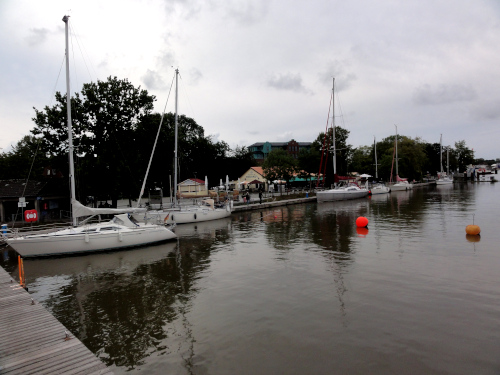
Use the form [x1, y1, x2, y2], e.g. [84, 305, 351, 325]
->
[318, 60, 357, 91]
[471, 101, 500, 120]
[26, 28, 50, 46]
[142, 69, 168, 91]
[267, 73, 312, 94]
[412, 83, 477, 105]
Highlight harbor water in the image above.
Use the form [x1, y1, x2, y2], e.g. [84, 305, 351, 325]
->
[1, 182, 499, 374]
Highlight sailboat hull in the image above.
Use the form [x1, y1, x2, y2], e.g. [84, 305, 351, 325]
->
[6, 225, 176, 258]
[317, 189, 369, 202]
[134, 205, 232, 225]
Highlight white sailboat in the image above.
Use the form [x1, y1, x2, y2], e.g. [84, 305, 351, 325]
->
[391, 125, 414, 191]
[5, 16, 176, 257]
[370, 137, 390, 195]
[133, 69, 232, 224]
[436, 134, 453, 185]
[317, 78, 369, 202]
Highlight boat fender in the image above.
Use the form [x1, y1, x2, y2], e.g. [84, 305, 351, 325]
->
[171, 214, 174, 221]
[119, 232, 123, 241]
[84, 233, 90, 243]
[194, 213, 197, 220]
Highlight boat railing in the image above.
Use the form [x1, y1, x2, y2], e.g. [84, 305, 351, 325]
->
[2, 222, 73, 239]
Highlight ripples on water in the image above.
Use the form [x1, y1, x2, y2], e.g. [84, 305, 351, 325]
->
[1, 182, 499, 374]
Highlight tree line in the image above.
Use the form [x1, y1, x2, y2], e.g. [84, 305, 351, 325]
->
[1, 76, 494, 203]
[0, 77, 253, 206]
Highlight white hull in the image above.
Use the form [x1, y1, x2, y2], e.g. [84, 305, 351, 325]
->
[477, 174, 497, 182]
[317, 188, 369, 202]
[370, 184, 390, 194]
[391, 182, 413, 191]
[7, 225, 176, 258]
[134, 205, 232, 225]
[436, 177, 453, 185]
[6, 215, 176, 258]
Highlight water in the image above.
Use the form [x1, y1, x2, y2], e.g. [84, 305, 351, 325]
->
[2, 182, 499, 374]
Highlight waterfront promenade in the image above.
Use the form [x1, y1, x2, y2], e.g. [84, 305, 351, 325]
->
[0, 266, 112, 375]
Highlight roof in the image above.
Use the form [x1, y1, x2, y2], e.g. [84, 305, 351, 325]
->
[251, 166, 264, 176]
[248, 142, 312, 147]
[179, 178, 205, 185]
[0, 179, 46, 198]
[0, 179, 68, 199]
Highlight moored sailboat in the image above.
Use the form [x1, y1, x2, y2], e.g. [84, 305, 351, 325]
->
[5, 16, 176, 257]
[316, 78, 369, 202]
[133, 69, 232, 224]
[390, 125, 413, 191]
[436, 134, 453, 185]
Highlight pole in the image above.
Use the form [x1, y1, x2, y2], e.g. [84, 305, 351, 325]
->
[63, 15, 77, 227]
[173, 69, 179, 206]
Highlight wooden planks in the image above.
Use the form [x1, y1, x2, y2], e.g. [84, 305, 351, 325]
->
[0, 266, 113, 375]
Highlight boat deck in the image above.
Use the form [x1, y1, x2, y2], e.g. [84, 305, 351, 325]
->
[0, 266, 112, 375]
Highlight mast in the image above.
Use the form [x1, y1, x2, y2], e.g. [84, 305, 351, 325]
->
[446, 145, 450, 176]
[395, 125, 399, 177]
[440, 134, 444, 175]
[374, 137, 378, 179]
[173, 69, 179, 206]
[63, 15, 77, 227]
[332, 78, 337, 178]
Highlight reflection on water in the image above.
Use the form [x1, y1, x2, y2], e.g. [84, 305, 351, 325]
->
[1, 182, 499, 374]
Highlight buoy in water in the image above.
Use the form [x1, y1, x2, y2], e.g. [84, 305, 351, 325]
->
[465, 225, 480, 235]
[356, 216, 369, 228]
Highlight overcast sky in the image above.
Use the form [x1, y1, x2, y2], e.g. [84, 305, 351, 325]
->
[1, 0, 499, 160]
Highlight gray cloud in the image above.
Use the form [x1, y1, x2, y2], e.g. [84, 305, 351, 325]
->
[26, 28, 50, 46]
[472, 101, 500, 120]
[413, 84, 477, 105]
[267, 73, 312, 94]
[142, 69, 168, 91]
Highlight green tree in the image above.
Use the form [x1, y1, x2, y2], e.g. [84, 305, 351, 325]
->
[350, 145, 373, 176]
[454, 140, 475, 172]
[262, 149, 297, 193]
[0, 136, 48, 180]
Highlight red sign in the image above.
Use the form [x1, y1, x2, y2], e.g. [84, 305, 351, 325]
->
[24, 210, 38, 222]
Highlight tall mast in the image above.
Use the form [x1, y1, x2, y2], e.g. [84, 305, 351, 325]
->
[63, 15, 77, 226]
[374, 137, 378, 179]
[440, 134, 444, 175]
[173, 69, 179, 206]
[446, 145, 450, 176]
[332, 78, 337, 177]
[395, 125, 399, 177]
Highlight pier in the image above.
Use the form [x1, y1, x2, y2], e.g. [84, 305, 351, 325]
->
[0, 266, 112, 375]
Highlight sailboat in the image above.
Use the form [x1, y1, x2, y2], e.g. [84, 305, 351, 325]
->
[133, 69, 232, 224]
[5, 16, 176, 257]
[436, 134, 453, 185]
[316, 78, 369, 202]
[390, 125, 414, 191]
[369, 137, 390, 194]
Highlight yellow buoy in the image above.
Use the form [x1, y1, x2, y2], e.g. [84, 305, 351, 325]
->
[465, 224, 480, 235]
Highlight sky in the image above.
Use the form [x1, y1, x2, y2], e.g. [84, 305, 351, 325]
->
[1, 0, 499, 160]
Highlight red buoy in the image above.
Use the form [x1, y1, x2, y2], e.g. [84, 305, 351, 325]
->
[356, 216, 369, 228]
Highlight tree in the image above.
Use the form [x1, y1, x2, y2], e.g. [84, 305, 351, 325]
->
[454, 140, 475, 172]
[0, 136, 48, 180]
[262, 149, 297, 193]
[313, 125, 353, 186]
[350, 145, 373, 176]
[31, 77, 156, 205]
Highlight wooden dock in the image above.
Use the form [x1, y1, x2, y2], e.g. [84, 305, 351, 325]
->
[0, 266, 112, 375]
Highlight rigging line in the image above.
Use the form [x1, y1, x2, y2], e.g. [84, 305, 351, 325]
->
[136, 72, 176, 208]
[69, 22, 98, 83]
[177, 71, 197, 123]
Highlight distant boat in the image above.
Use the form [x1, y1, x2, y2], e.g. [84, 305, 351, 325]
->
[133, 69, 232, 224]
[436, 134, 453, 185]
[316, 78, 369, 202]
[390, 125, 413, 191]
[370, 137, 390, 194]
[5, 16, 176, 257]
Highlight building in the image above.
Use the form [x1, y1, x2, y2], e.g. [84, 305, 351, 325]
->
[239, 167, 267, 190]
[248, 140, 312, 162]
[178, 178, 209, 198]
